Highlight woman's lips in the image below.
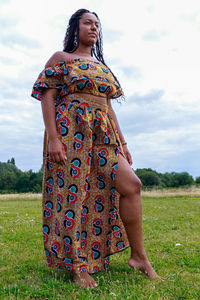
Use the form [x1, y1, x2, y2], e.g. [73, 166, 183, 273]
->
[88, 33, 97, 38]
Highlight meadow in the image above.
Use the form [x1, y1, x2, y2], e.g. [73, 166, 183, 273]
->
[0, 189, 199, 299]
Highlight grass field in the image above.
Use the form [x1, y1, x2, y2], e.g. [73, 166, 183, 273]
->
[0, 190, 199, 299]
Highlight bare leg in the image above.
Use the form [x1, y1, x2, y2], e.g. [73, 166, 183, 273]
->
[115, 154, 164, 280]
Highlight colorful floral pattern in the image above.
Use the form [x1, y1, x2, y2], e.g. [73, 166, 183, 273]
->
[31, 59, 129, 274]
[31, 58, 122, 105]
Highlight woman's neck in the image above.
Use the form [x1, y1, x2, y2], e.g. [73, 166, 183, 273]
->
[72, 45, 93, 59]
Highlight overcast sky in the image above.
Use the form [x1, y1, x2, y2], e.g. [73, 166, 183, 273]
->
[0, 0, 200, 178]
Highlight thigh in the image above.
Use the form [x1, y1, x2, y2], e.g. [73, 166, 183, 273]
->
[115, 154, 141, 196]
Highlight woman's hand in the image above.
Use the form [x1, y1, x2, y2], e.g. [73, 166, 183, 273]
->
[48, 137, 67, 166]
[122, 145, 133, 165]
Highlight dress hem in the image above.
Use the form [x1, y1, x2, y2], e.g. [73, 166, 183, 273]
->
[44, 244, 130, 274]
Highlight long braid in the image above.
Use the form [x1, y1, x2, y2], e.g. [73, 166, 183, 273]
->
[63, 9, 125, 102]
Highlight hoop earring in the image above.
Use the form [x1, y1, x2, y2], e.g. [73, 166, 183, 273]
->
[74, 35, 78, 47]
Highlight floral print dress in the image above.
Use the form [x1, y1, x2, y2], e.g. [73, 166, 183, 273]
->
[31, 58, 130, 274]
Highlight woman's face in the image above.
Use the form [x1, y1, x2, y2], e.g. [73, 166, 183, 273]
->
[78, 13, 99, 46]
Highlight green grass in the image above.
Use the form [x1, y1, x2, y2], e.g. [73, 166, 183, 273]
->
[0, 194, 199, 299]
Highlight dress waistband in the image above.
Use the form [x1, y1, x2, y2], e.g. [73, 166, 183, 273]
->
[59, 94, 108, 112]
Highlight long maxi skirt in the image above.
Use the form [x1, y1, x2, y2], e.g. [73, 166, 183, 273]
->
[42, 94, 130, 274]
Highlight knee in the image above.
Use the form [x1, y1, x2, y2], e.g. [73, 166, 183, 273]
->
[131, 176, 142, 194]
[121, 175, 142, 197]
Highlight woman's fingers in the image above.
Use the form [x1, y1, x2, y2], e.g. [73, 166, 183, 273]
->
[128, 153, 133, 165]
[50, 151, 67, 165]
[53, 153, 60, 163]
[48, 139, 67, 165]
[124, 150, 133, 166]
[62, 146, 67, 164]
[60, 152, 67, 166]
[122, 145, 132, 165]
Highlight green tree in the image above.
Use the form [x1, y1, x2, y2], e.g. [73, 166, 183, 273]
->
[29, 170, 43, 193]
[0, 159, 43, 194]
[135, 168, 160, 187]
[175, 172, 194, 186]
[196, 176, 200, 184]
[161, 171, 194, 187]
[16, 173, 31, 193]
[161, 172, 177, 187]
[7, 157, 15, 165]
[0, 161, 21, 192]
[0, 170, 16, 192]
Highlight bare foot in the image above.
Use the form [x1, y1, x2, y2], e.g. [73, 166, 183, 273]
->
[73, 271, 98, 288]
[128, 257, 165, 281]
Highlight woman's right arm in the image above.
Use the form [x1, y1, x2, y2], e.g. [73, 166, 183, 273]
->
[41, 88, 67, 166]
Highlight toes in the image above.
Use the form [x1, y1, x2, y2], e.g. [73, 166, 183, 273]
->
[92, 280, 98, 288]
[88, 281, 94, 289]
[87, 282, 91, 289]
[73, 273, 98, 289]
[88, 280, 98, 289]
[128, 259, 164, 281]
[89, 282, 94, 289]
[152, 274, 165, 281]
[158, 276, 165, 281]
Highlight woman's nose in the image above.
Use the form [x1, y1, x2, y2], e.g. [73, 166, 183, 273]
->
[91, 23, 97, 31]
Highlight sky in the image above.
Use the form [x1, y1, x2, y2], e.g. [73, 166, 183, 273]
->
[0, 0, 200, 178]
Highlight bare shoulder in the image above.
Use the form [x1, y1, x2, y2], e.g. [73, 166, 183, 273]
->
[45, 51, 74, 68]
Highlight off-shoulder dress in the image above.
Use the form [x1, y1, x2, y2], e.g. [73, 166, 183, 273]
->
[31, 58, 130, 274]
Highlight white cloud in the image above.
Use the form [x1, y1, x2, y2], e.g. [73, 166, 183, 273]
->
[0, 0, 200, 177]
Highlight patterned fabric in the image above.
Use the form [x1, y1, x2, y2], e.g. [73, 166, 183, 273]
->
[31, 59, 130, 274]
[31, 58, 123, 105]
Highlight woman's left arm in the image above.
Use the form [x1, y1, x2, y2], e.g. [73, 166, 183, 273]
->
[107, 99, 133, 165]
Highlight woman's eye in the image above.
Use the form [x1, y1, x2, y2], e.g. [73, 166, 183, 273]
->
[84, 21, 99, 28]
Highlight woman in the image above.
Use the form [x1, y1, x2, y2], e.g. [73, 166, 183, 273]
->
[31, 9, 164, 288]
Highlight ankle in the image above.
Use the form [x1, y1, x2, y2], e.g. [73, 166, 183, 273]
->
[73, 270, 87, 277]
[130, 250, 148, 262]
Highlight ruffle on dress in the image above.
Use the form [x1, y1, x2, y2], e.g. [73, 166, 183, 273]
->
[31, 58, 123, 105]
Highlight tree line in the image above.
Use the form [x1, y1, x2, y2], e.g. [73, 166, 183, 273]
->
[0, 158, 43, 194]
[0, 158, 200, 194]
[135, 168, 200, 189]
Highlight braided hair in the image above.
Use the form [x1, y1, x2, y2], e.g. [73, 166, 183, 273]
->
[63, 9, 125, 102]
